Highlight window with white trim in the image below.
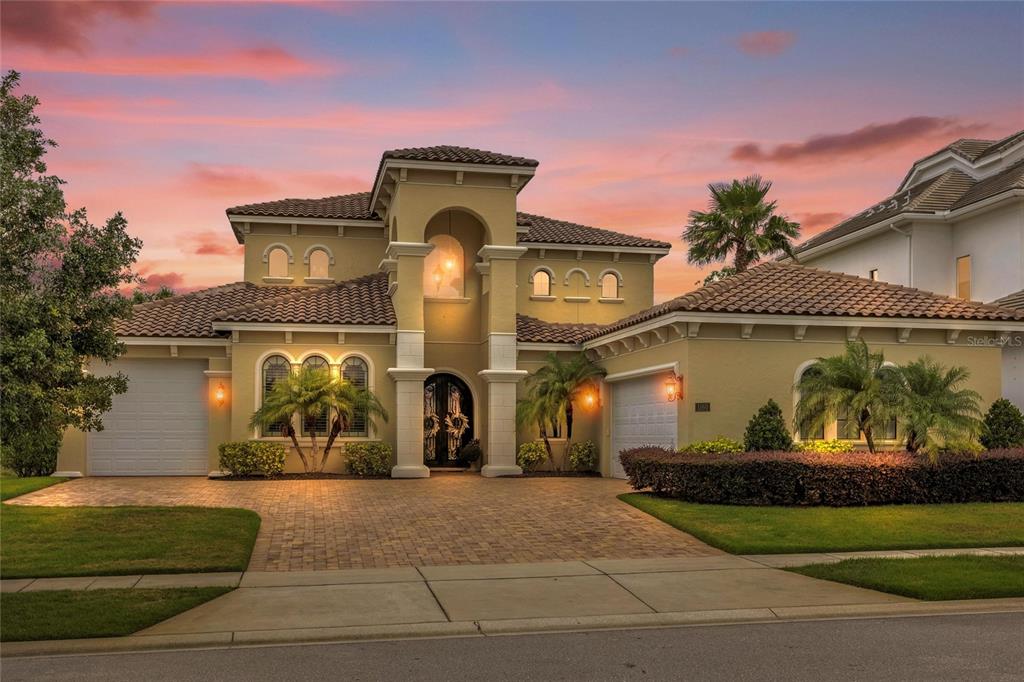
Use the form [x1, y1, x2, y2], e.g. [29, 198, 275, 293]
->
[268, 248, 289, 278]
[600, 272, 620, 299]
[341, 357, 369, 437]
[308, 249, 330, 279]
[797, 366, 825, 440]
[301, 355, 330, 437]
[261, 355, 291, 436]
[532, 269, 551, 297]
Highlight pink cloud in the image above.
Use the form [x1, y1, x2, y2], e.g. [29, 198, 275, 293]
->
[14, 45, 339, 80]
[182, 164, 280, 198]
[138, 270, 185, 291]
[180, 164, 368, 200]
[730, 116, 989, 164]
[1, 1, 153, 53]
[797, 211, 847, 231]
[735, 31, 797, 57]
[179, 230, 244, 257]
[667, 46, 691, 58]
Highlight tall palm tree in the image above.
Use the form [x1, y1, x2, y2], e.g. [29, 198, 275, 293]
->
[249, 365, 335, 473]
[885, 357, 982, 456]
[684, 175, 800, 273]
[516, 352, 605, 470]
[321, 380, 388, 471]
[794, 340, 896, 453]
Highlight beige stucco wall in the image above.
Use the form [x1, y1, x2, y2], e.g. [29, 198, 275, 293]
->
[242, 224, 386, 286]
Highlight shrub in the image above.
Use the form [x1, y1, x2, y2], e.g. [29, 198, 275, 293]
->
[681, 437, 743, 456]
[618, 445, 1024, 506]
[980, 399, 1024, 449]
[517, 441, 547, 472]
[793, 440, 855, 455]
[0, 428, 61, 477]
[218, 441, 286, 477]
[458, 439, 483, 466]
[934, 439, 985, 458]
[743, 399, 794, 452]
[345, 442, 392, 476]
[568, 440, 598, 471]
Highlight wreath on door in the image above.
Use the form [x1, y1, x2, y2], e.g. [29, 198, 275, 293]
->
[423, 414, 441, 439]
[445, 411, 470, 439]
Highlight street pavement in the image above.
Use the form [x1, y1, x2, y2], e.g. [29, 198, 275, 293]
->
[4, 612, 1022, 681]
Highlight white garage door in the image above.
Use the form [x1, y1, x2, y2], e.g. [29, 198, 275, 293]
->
[88, 359, 209, 476]
[610, 372, 678, 479]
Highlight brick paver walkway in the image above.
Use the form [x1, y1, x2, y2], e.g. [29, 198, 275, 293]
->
[9, 475, 718, 571]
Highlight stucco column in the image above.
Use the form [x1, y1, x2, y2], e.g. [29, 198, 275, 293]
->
[479, 370, 527, 476]
[388, 367, 433, 478]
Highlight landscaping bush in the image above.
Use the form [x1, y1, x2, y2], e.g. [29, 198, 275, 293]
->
[345, 442, 392, 476]
[618, 445, 1024, 506]
[980, 399, 1024, 449]
[0, 429, 61, 477]
[793, 440, 855, 455]
[743, 399, 794, 452]
[517, 441, 547, 472]
[568, 440, 598, 471]
[681, 437, 743, 455]
[218, 442, 286, 476]
[458, 439, 483, 467]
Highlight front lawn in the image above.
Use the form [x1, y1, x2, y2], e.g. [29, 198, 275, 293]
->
[620, 493, 1024, 554]
[790, 555, 1024, 600]
[1, 587, 231, 641]
[0, 476, 67, 501]
[1, 506, 261, 578]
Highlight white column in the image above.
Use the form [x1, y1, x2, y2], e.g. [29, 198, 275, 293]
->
[479, 369, 527, 477]
[389, 329, 432, 478]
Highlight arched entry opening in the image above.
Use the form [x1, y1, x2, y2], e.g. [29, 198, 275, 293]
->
[423, 372, 474, 467]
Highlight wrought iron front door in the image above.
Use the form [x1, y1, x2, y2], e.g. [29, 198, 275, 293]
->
[423, 373, 473, 467]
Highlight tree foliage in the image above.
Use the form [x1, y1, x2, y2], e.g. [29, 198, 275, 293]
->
[0, 71, 141, 474]
[684, 175, 800, 272]
[980, 398, 1024, 449]
[743, 399, 794, 452]
[885, 357, 982, 456]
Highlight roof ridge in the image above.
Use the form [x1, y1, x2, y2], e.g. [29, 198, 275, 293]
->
[907, 168, 974, 211]
[130, 281, 252, 311]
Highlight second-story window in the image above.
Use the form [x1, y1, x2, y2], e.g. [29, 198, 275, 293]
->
[533, 270, 551, 297]
[600, 272, 620, 299]
[308, 249, 330, 279]
[869, 269, 878, 281]
[268, 248, 289, 278]
[956, 255, 972, 300]
[424, 234, 464, 298]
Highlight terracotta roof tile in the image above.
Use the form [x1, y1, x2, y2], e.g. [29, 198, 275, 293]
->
[516, 315, 603, 344]
[382, 145, 539, 167]
[213, 272, 395, 326]
[516, 212, 671, 250]
[950, 159, 1024, 211]
[226, 192, 377, 220]
[993, 289, 1024, 311]
[588, 263, 1024, 340]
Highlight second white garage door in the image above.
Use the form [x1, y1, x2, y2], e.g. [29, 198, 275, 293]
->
[87, 359, 209, 476]
[610, 372, 678, 479]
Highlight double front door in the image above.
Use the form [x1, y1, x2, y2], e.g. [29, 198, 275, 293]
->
[423, 373, 474, 467]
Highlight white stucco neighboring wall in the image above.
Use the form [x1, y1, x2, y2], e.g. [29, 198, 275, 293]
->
[909, 221, 954, 296]
[951, 203, 1024, 303]
[800, 228, 911, 285]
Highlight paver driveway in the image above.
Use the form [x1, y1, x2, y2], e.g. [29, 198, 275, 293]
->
[9, 475, 718, 571]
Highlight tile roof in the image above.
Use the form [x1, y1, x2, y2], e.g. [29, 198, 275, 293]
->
[516, 315, 604, 344]
[212, 272, 395, 326]
[381, 145, 539, 168]
[949, 159, 1024, 211]
[116, 282, 298, 338]
[587, 263, 1024, 339]
[975, 130, 1024, 161]
[516, 212, 672, 249]
[992, 289, 1024, 311]
[226, 192, 377, 220]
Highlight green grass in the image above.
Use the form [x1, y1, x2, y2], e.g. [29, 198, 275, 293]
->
[1, 506, 261, 578]
[1, 476, 67, 501]
[1, 587, 231, 642]
[619, 493, 1024, 554]
[790, 555, 1024, 600]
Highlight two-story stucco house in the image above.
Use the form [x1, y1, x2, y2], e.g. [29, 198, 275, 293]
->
[56, 145, 1024, 478]
[783, 130, 1024, 407]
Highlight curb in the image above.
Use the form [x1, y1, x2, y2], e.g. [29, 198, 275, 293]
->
[3, 598, 1022, 658]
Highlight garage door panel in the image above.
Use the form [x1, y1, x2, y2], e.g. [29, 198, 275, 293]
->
[87, 359, 209, 476]
[610, 372, 678, 479]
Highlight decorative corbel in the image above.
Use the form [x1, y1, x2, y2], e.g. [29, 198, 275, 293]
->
[793, 325, 807, 341]
[740, 324, 755, 339]
[687, 322, 701, 338]
[946, 329, 961, 344]
[847, 326, 861, 341]
[898, 328, 912, 343]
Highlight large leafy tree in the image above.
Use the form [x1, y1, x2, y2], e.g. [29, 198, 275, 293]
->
[684, 175, 800, 274]
[0, 71, 141, 475]
[885, 357, 982, 455]
[794, 340, 896, 453]
[516, 352, 605, 470]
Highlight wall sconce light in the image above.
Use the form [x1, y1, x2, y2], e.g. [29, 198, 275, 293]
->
[583, 384, 601, 410]
[664, 375, 682, 402]
[215, 383, 227, 406]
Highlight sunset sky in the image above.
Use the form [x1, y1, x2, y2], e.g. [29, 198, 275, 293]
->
[3, 1, 1022, 300]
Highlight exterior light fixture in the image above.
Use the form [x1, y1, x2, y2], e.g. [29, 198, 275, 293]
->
[665, 375, 682, 402]
[215, 383, 227, 406]
[582, 384, 601, 410]
[443, 257, 455, 272]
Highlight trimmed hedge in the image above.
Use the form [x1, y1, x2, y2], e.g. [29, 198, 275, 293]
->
[619, 446, 1024, 506]
[218, 441, 286, 476]
[345, 442, 392, 476]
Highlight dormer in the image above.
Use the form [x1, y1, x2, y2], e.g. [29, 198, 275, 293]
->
[898, 131, 1024, 191]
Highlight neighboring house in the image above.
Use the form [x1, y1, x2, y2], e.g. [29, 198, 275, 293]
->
[783, 130, 1024, 407]
[57, 145, 1024, 478]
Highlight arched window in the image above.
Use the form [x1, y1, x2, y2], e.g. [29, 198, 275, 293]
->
[600, 272, 620, 299]
[797, 366, 825, 440]
[268, 248, 289, 278]
[532, 269, 551, 297]
[301, 355, 330, 437]
[261, 355, 291, 436]
[341, 356, 369, 437]
[308, 249, 330, 280]
[423, 234, 464, 298]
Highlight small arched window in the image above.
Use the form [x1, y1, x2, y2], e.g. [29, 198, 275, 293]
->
[261, 355, 291, 436]
[600, 272, 620, 299]
[301, 355, 330, 437]
[423, 234, 464, 298]
[341, 357, 369, 437]
[308, 250, 330, 279]
[268, 248, 289, 278]
[797, 366, 825, 440]
[533, 270, 551, 297]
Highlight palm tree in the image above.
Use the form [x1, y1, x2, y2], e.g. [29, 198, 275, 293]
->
[684, 175, 800, 273]
[320, 380, 388, 471]
[516, 352, 605, 471]
[249, 365, 335, 473]
[794, 340, 896, 453]
[885, 357, 982, 456]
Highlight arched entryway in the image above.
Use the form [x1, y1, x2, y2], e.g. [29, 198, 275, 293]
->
[423, 373, 474, 467]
